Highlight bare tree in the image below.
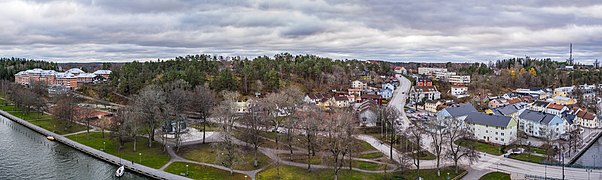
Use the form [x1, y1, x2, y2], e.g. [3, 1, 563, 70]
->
[240, 99, 269, 167]
[443, 118, 479, 173]
[189, 85, 216, 144]
[164, 80, 191, 151]
[298, 105, 321, 170]
[406, 122, 426, 176]
[52, 92, 80, 130]
[379, 106, 400, 161]
[213, 91, 241, 174]
[323, 110, 356, 180]
[131, 84, 169, 148]
[116, 106, 142, 152]
[428, 118, 448, 177]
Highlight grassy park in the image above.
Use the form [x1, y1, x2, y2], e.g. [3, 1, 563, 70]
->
[0, 98, 87, 134]
[67, 132, 171, 169]
[165, 162, 247, 180]
[480, 172, 511, 180]
[456, 139, 505, 155]
[178, 143, 272, 171]
[256, 165, 466, 180]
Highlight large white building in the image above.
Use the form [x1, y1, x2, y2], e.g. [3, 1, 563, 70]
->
[418, 67, 448, 76]
[450, 86, 469, 98]
[448, 75, 471, 84]
[351, 80, 368, 89]
[518, 109, 569, 140]
[465, 112, 518, 145]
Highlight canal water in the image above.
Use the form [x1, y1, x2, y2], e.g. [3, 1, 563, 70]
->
[0, 116, 148, 179]
[574, 135, 602, 168]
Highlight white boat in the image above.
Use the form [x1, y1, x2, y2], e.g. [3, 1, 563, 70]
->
[46, 136, 55, 141]
[115, 166, 125, 177]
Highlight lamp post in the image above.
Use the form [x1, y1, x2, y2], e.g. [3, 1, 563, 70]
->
[587, 169, 591, 180]
[139, 153, 142, 164]
[103, 141, 106, 151]
[245, 175, 248, 179]
[545, 165, 547, 179]
[186, 164, 189, 176]
[593, 154, 598, 167]
[447, 172, 450, 180]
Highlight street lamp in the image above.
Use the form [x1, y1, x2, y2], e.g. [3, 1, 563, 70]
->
[103, 141, 106, 151]
[587, 169, 591, 180]
[186, 164, 189, 176]
[244, 175, 248, 179]
[593, 154, 598, 167]
[139, 153, 142, 164]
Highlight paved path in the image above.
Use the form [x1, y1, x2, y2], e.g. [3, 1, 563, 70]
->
[0, 110, 189, 180]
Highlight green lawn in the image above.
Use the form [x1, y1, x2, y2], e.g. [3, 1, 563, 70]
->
[256, 165, 466, 180]
[278, 153, 388, 171]
[508, 154, 547, 164]
[456, 139, 504, 155]
[178, 143, 272, 171]
[67, 132, 170, 169]
[480, 172, 511, 180]
[355, 152, 385, 159]
[0, 102, 87, 135]
[417, 150, 437, 160]
[164, 162, 247, 180]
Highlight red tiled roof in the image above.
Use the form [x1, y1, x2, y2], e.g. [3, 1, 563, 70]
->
[546, 103, 565, 110]
[507, 98, 521, 104]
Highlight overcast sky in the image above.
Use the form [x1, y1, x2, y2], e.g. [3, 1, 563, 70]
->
[2, 0, 602, 63]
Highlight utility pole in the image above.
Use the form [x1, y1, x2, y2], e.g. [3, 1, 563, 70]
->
[562, 149, 565, 180]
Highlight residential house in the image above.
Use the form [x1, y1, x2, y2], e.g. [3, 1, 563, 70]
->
[303, 94, 332, 104]
[488, 99, 507, 109]
[352, 80, 368, 89]
[518, 109, 568, 139]
[356, 100, 378, 127]
[382, 83, 395, 91]
[424, 100, 443, 112]
[530, 101, 550, 112]
[410, 86, 441, 102]
[380, 88, 393, 99]
[332, 96, 351, 108]
[544, 103, 568, 116]
[490, 105, 521, 117]
[360, 94, 382, 105]
[437, 103, 478, 121]
[435, 72, 456, 80]
[235, 100, 250, 113]
[348, 88, 362, 96]
[554, 86, 574, 97]
[394, 66, 407, 75]
[416, 77, 433, 87]
[465, 112, 518, 145]
[515, 88, 550, 99]
[551, 96, 576, 105]
[450, 86, 469, 98]
[573, 109, 600, 128]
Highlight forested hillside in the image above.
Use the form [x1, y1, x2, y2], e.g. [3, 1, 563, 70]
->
[112, 53, 393, 96]
[0, 58, 58, 81]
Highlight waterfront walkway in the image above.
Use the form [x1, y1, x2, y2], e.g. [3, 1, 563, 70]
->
[0, 110, 189, 180]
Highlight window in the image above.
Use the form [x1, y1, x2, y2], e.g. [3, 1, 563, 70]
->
[495, 132, 498, 135]
[501, 138, 504, 142]
[495, 138, 498, 140]
[501, 133, 505, 136]
[485, 130, 488, 133]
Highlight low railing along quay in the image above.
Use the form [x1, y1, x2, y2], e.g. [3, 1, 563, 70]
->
[0, 110, 189, 180]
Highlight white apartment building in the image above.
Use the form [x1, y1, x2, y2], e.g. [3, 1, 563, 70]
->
[448, 75, 471, 84]
[465, 112, 518, 145]
[418, 67, 448, 76]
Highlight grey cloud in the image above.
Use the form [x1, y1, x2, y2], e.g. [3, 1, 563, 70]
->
[1, 0, 602, 63]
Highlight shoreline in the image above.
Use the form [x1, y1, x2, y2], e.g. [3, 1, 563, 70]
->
[0, 109, 189, 180]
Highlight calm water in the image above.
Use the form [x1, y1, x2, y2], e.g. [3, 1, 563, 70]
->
[574, 135, 602, 167]
[0, 116, 149, 180]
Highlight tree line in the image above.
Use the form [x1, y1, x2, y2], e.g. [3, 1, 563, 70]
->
[0, 57, 58, 81]
[111, 53, 393, 96]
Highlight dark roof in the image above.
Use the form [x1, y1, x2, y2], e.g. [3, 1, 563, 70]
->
[334, 96, 348, 101]
[465, 112, 513, 128]
[518, 109, 558, 124]
[444, 103, 477, 118]
[491, 105, 519, 116]
[532, 101, 549, 107]
[562, 112, 576, 125]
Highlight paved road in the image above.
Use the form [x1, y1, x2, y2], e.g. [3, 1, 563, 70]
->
[390, 74, 412, 130]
